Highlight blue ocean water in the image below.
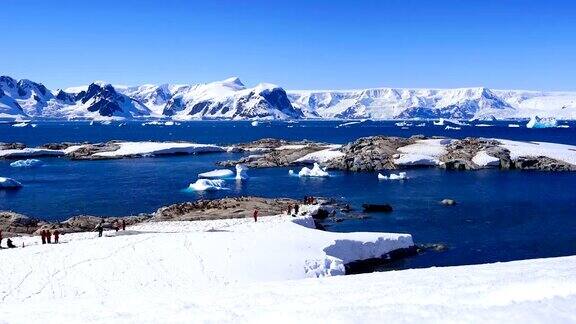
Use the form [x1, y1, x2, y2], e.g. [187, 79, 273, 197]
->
[1, 120, 576, 270]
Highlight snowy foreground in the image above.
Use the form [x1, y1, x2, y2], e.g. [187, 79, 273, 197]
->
[1, 212, 575, 322]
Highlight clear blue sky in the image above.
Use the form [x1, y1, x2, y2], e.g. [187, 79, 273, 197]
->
[3, 0, 575, 90]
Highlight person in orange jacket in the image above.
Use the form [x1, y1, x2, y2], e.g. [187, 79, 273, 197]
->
[253, 209, 258, 222]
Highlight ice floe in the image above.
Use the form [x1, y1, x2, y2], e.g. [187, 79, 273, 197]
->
[445, 125, 461, 130]
[251, 120, 259, 127]
[508, 124, 520, 128]
[9, 159, 43, 168]
[433, 118, 445, 126]
[0, 177, 22, 189]
[198, 169, 234, 179]
[378, 172, 407, 180]
[498, 139, 576, 165]
[526, 116, 558, 128]
[11, 122, 29, 127]
[472, 151, 500, 167]
[188, 179, 227, 191]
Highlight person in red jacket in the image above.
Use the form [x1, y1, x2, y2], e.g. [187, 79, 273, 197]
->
[53, 229, 60, 244]
[253, 209, 258, 222]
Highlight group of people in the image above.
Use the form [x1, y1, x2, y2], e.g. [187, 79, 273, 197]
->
[40, 229, 60, 244]
[286, 203, 300, 217]
[0, 229, 16, 249]
[96, 219, 127, 237]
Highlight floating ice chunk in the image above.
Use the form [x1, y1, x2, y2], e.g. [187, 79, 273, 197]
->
[336, 121, 362, 128]
[164, 121, 175, 126]
[415, 123, 426, 127]
[433, 118, 445, 126]
[30, 124, 38, 128]
[395, 121, 412, 127]
[198, 169, 234, 179]
[476, 124, 493, 127]
[378, 172, 407, 180]
[526, 116, 557, 128]
[235, 164, 248, 180]
[557, 125, 570, 128]
[472, 151, 500, 167]
[288, 169, 296, 176]
[142, 121, 163, 126]
[445, 125, 461, 130]
[298, 163, 330, 177]
[251, 120, 259, 127]
[508, 124, 520, 128]
[0, 177, 22, 189]
[9, 159, 43, 168]
[12, 122, 29, 127]
[188, 179, 226, 191]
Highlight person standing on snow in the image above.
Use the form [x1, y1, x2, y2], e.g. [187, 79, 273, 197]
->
[53, 229, 60, 244]
[41, 230, 46, 244]
[96, 220, 104, 237]
[46, 230, 52, 244]
[253, 209, 258, 222]
[294, 204, 300, 216]
[122, 219, 126, 231]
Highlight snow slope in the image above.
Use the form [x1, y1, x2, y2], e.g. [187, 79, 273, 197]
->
[1, 218, 575, 322]
[92, 141, 226, 158]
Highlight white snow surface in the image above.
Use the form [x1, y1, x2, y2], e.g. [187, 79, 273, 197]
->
[2, 218, 576, 323]
[472, 151, 501, 167]
[498, 139, 576, 166]
[92, 141, 225, 157]
[394, 139, 450, 166]
[294, 146, 344, 164]
[0, 148, 65, 158]
[197, 169, 234, 179]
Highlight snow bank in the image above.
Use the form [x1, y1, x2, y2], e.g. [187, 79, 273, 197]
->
[0, 148, 65, 158]
[92, 141, 225, 158]
[378, 172, 407, 180]
[472, 151, 500, 167]
[198, 169, 234, 179]
[9, 159, 43, 168]
[296, 163, 330, 177]
[526, 116, 558, 128]
[498, 139, 576, 166]
[0, 177, 22, 189]
[295, 147, 344, 164]
[235, 164, 248, 180]
[188, 179, 227, 191]
[394, 139, 449, 166]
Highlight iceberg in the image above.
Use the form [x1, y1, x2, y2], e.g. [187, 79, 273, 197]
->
[0, 177, 22, 189]
[508, 124, 520, 128]
[378, 172, 407, 180]
[198, 169, 234, 179]
[526, 116, 558, 128]
[433, 118, 445, 126]
[9, 159, 43, 168]
[235, 164, 248, 180]
[12, 122, 29, 127]
[188, 179, 226, 191]
[251, 120, 259, 127]
[297, 163, 330, 177]
[445, 125, 461, 130]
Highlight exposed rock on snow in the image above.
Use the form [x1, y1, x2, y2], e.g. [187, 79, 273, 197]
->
[188, 179, 226, 191]
[9, 159, 43, 168]
[0, 177, 22, 189]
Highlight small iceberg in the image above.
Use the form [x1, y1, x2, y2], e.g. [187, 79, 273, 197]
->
[142, 121, 164, 126]
[0, 177, 22, 189]
[415, 123, 426, 127]
[508, 124, 520, 128]
[378, 172, 407, 180]
[526, 116, 557, 128]
[12, 122, 29, 127]
[557, 125, 570, 128]
[445, 125, 461, 130]
[198, 169, 234, 179]
[433, 118, 445, 126]
[235, 164, 248, 180]
[188, 179, 226, 191]
[251, 120, 259, 127]
[395, 121, 413, 127]
[475, 124, 493, 127]
[292, 163, 330, 177]
[10, 159, 43, 168]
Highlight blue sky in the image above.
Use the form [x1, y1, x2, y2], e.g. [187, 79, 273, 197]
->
[3, 0, 575, 90]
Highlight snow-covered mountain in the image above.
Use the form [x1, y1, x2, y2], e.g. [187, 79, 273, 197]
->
[1, 75, 576, 120]
[288, 87, 576, 120]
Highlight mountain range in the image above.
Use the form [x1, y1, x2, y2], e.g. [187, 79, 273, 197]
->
[1, 75, 575, 120]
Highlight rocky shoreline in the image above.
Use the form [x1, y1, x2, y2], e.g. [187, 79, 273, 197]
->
[2, 135, 576, 171]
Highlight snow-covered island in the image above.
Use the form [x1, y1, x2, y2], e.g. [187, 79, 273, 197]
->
[0, 197, 575, 322]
